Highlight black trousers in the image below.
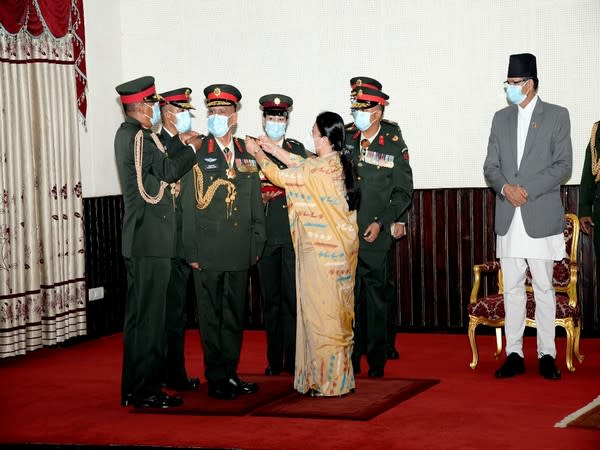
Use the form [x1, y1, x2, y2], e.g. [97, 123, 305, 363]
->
[164, 257, 192, 383]
[258, 243, 297, 372]
[193, 269, 248, 384]
[352, 250, 391, 372]
[121, 256, 171, 399]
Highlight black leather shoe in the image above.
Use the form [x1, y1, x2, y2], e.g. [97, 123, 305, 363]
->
[165, 376, 201, 391]
[539, 355, 561, 380]
[367, 368, 384, 377]
[229, 376, 259, 395]
[495, 352, 525, 378]
[133, 392, 183, 408]
[208, 381, 238, 400]
[386, 347, 400, 360]
[264, 365, 281, 376]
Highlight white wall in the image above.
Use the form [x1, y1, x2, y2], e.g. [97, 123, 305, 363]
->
[80, 0, 600, 196]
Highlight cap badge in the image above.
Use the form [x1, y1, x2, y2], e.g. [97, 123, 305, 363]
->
[214, 87, 221, 96]
[356, 79, 363, 86]
[185, 89, 191, 97]
[274, 97, 281, 105]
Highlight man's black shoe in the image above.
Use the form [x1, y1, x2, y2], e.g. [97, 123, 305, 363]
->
[386, 347, 400, 360]
[539, 355, 561, 380]
[208, 380, 238, 400]
[133, 392, 183, 408]
[229, 376, 259, 395]
[367, 368, 384, 377]
[165, 376, 201, 391]
[264, 365, 281, 376]
[495, 352, 525, 378]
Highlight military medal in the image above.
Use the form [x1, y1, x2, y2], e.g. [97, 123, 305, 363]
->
[226, 167, 236, 179]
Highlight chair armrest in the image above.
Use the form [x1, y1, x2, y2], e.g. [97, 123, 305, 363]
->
[567, 262, 578, 307]
[469, 261, 501, 304]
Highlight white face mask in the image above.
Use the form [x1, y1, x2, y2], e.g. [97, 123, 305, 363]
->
[305, 131, 318, 154]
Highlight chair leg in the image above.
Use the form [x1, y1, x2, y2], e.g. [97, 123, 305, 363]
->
[573, 321, 585, 364]
[563, 322, 575, 372]
[493, 327, 503, 359]
[468, 319, 479, 369]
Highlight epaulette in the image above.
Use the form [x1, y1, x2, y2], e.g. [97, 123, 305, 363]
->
[286, 138, 303, 147]
[345, 122, 356, 131]
[381, 118, 398, 126]
[234, 136, 244, 152]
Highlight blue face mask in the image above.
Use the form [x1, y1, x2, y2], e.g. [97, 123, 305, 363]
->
[146, 102, 161, 127]
[207, 114, 231, 138]
[264, 120, 286, 140]
[352, 110, 373, 131]
[175, 110, 192, 133]
[505, 85, 527, 105]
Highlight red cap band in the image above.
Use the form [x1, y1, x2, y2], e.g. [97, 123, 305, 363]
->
[164, 93, 189, 103]
[207, 91, 238, 102]
[351, 82, 379, 90]
[262, 101, 289, 109]
[120, 85, 157, 104]
[356, 93, 386, 104]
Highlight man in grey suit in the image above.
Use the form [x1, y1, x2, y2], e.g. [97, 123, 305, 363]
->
[483, 53, 572, 380]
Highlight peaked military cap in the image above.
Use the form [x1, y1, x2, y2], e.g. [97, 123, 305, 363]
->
[352, 86, 389, 109]
[350, 76, 383, 91]
[204, 84, 242, 107]
[259, 94, 293, 116]
[159, 87, 195, 109]
[116, 76, 162, 105]
[507, 53, 537, 78]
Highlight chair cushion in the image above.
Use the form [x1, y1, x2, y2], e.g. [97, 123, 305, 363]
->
[468, 292, 580, 321]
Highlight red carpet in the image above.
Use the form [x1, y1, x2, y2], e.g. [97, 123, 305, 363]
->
[251, 378, 439, 420]
[0, 331, 599, 449]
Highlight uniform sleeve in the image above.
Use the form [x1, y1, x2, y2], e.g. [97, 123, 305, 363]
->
[144, 132, 196, 183]
[261, 157, 305, 188]
[387, 129, 413, 225]
[579, 141, 595, 217]
[250, 168, 266, 263]
[179, 165, 198, 262]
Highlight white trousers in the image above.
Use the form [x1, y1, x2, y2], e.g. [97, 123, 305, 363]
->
[500, 257, 556, 358]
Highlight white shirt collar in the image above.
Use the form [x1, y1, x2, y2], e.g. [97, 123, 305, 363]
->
[361, 125, 381, 144]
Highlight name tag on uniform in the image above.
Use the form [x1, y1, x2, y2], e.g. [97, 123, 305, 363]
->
[236, 158, 258, 173]
[363, 150, 394, 168]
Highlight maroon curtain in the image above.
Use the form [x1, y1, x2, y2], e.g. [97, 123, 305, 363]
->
[0, 0, 87, 119]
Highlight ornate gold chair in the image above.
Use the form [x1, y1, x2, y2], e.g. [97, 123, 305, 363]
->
[467, 213, 584, 372]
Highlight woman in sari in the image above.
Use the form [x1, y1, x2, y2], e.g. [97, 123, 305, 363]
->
[245, 111, 359, 397]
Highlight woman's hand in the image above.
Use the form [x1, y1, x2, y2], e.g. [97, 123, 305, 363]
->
[258, 135, 279, 155]
[245, 136, 260, 156]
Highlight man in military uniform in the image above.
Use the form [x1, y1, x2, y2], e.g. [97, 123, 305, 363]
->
[349, 77, 405, 361]
[180, 84, 266, 399]
[345, 84, 413, 377]
[115, 76, 201, 408]
[157, 87, 201, 391]
[579, 121, 600, 260]
[256, 94, 306, 376]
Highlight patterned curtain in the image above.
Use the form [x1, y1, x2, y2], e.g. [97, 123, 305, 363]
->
[0, 0, 87, 357]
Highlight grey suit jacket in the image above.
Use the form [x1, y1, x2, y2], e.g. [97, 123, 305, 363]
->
[483, 97, 572, 238]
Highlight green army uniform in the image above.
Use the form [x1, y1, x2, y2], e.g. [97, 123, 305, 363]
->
[157, 88, 200, 390]
[180, 84, 265, 392]
[257, 94, 306, 375]
[115, 77, 196, 404]
[579, 121, 600, 260]
[346, 85, 413, 374]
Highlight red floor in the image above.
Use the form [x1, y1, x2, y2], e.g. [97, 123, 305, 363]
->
[0, 330, 598, 449]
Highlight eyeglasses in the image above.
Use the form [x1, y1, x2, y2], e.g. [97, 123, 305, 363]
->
[503, 78, 530, 88]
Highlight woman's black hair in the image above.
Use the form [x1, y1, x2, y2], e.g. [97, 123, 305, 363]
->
[315, 111, 361, 211]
